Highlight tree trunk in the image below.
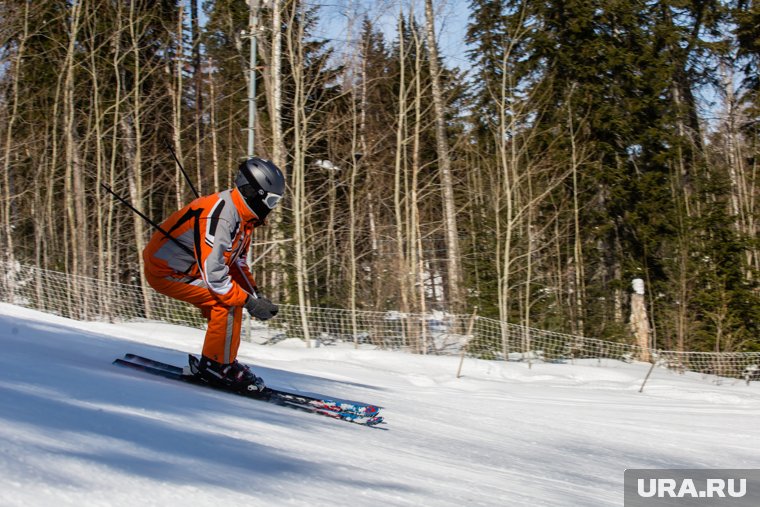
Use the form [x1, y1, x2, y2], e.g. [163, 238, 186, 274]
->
[63, 0, 88, 318]
[270, 0, 289, 302]
[1, 1, 30, 275]
[568, 99, 585, 336]
[411, 17, 428, 351]
[630, 279, 651, 361]
[107, 0, 125, 289]
[172, 4, 185, 208]
[286, 0, 311, 346]
[424, 0, 462, 311]
[394, 9, 410, 316]
[192, 0, 203, 195]
[127, 1, 151, 318]
[209, 67, 220, 193]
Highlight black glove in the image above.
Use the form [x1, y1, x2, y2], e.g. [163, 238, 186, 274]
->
[244, 295, 279, 321]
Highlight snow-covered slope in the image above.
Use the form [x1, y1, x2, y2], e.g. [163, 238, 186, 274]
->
[0, 303, 757, 507]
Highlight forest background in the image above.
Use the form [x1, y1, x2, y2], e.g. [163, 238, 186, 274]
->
[1, 0, 760, 354]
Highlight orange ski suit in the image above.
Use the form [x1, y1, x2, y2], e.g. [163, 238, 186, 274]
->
[143, 188, 260, 364]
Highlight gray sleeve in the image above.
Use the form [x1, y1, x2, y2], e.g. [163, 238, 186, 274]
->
[199, 199, 235, 296]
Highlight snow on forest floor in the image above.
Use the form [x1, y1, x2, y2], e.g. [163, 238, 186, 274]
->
[0, 302, 758, 507]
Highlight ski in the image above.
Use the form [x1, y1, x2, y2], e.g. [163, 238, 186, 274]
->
[122, 353, 382, 419]
[113, 354, 384, 427]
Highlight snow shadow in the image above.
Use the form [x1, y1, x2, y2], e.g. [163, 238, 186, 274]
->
[0, 312, 409, 497]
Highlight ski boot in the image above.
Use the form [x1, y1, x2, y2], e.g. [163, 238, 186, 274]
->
[188, 355, 266, 395]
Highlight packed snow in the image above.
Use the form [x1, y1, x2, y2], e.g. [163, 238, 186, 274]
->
[0, 302, 757, 506]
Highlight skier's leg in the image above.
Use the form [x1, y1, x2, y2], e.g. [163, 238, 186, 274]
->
[145, 272, 243, 364]
[202, 304, 243, 364]
[144, 272, 215, 307]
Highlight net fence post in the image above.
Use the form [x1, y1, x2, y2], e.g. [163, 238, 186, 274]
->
[456, 307, 479, 379]
[639, 352, 659, 393]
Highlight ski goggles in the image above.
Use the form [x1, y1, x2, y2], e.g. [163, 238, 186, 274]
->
[240, 184, 283, 210]
[263, 192, 282, 209]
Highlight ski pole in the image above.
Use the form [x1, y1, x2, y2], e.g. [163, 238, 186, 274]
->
[100, 183, 196, 258]
[164, 139, 200, 198]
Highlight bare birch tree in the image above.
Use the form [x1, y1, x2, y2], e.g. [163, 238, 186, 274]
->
[424, 0, 462, 311]
[285, 0, 312, 344]
[1, 1, 29, 271]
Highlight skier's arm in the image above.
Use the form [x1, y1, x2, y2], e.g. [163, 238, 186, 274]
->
[232, 235, 259, 295]
[196, 202, 250, 307]
[233, 236, 278, 320]
[233, 260, 257, 294]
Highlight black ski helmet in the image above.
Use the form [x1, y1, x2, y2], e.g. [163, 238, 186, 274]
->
[235, 157, 285, 221]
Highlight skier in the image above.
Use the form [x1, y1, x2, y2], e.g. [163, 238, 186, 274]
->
[143, 157, 285, 393]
